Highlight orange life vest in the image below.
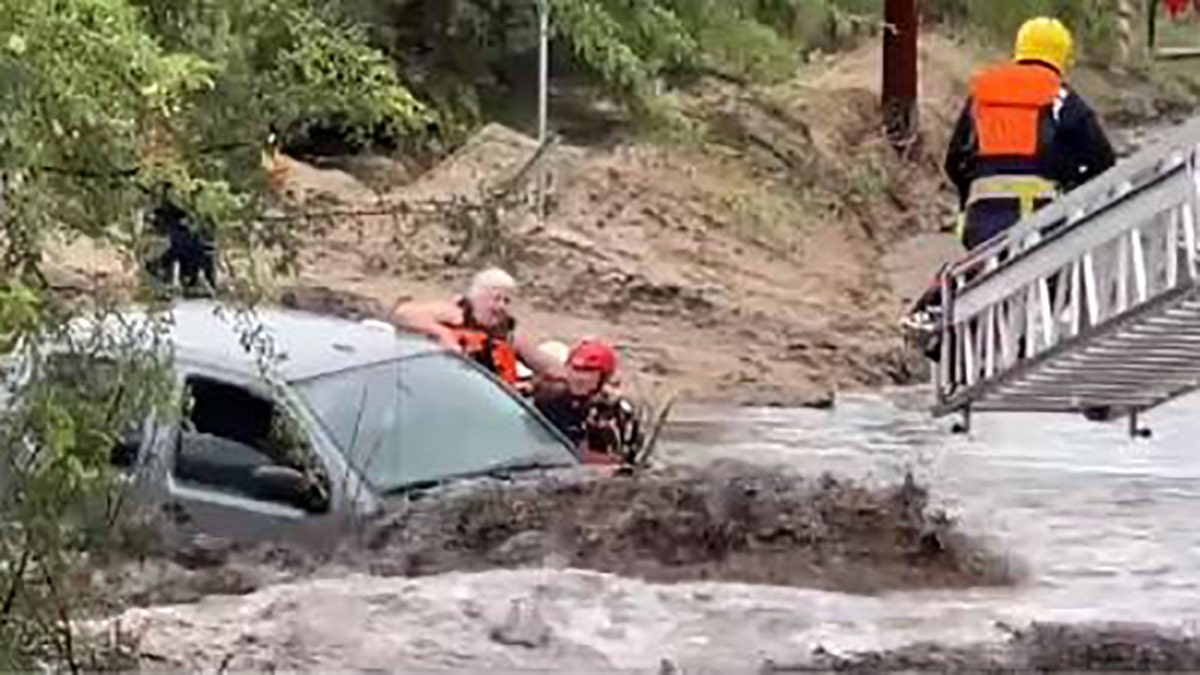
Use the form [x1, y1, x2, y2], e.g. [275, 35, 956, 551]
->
[969, 63, 1062, 160]
[451, 298, 519, 384]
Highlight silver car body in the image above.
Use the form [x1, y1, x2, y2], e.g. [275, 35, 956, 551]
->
[49, 300, 577, 548]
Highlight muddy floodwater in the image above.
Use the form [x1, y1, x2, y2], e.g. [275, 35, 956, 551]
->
[109, 387, 1200, 671]
[660, 387, 1200, 654]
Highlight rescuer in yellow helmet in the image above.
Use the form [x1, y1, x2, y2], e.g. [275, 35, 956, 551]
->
[904, 17, 1116, 359]
[1014, 16, 1076, 74]
[945, 16, 1115, 250]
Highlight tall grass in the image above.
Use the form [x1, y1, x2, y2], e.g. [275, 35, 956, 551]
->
[926, 0, 1122, 65]
[666, 0, 887, 82]
[702, 0, 1124, 75]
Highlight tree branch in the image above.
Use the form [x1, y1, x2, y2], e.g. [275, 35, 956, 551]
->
[0, 545, 31, 617]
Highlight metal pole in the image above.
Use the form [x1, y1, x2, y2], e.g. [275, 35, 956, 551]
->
[1148, 0, 1158, 53]
[535, 0, 550, 223]
[1115, 0, 1138, 69]
[882, 0, 919, 150]
[537, 0, 549, 146]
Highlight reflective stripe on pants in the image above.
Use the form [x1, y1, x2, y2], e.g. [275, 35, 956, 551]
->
[959, 175, 1059, 248]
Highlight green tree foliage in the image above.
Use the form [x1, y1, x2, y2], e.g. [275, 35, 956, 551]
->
[0, 0, 426, 668]
[330, 0, 1125, 138]
[338, 0, 880, 133]
[136, 0, 430, 167]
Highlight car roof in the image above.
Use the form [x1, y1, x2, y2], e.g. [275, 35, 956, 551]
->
[84, 300, 444, 382]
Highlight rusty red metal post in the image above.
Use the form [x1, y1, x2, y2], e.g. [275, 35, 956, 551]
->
[882, 0, 919, 150]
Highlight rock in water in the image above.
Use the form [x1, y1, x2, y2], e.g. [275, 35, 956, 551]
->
[490, 599, 551, 649]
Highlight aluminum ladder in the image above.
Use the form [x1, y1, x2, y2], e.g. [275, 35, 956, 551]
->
[933, 117, 1200, 437]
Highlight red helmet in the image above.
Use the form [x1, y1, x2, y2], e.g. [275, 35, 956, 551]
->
[567, 339, 618, 379]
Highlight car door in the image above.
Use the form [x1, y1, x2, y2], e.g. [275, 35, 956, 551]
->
[159, 360, 356, 549]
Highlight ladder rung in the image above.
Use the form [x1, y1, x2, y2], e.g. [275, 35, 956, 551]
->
[936, 123, 1200, 422]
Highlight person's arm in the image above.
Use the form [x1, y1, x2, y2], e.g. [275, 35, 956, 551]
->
[389, 299, 462, 352]
[513, 333, 566, 379]
[944, 100, 975, 211]
[1073, 98, 1116, 178]
[1053, 91, 1116, 190]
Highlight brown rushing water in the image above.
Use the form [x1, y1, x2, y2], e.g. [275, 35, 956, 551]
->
[657, 387, 1200, 654]
[105, 387, 1200, 671]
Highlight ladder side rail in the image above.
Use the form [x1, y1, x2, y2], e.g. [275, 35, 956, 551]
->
[934, 138, 1200, 411]
[950, 211, 1179, 394]
[937, 167, 1197, 405]
[933, 282, 1200, 418]
[984, 117, 1200, 256]
[950, 166, 1182, 302]
[952, 166, 1196, 324]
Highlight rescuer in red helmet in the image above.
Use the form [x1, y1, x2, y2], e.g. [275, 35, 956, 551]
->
[531, 338, 641, 465]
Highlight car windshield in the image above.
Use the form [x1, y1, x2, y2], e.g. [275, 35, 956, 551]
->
[293, 352, 576, 493]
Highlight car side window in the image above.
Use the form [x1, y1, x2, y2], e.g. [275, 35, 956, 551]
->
[172, 375, 330, 513]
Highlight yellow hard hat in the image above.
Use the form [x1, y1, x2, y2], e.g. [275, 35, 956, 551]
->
[1014, 17, 1074, 74]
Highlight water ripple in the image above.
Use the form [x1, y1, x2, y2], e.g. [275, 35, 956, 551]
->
[659, 389, 1200, 641]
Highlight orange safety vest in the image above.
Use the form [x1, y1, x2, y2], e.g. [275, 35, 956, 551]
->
[451, 299, 519, 384]
[969, 63, 1062, 160]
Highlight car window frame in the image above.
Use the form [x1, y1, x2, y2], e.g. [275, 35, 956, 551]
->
[165, 357, 358, 519]
[292, 350, 580, 494]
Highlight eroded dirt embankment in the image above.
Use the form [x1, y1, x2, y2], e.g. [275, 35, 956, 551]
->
[82, 464, 1027, 670]
[45, 32, 1200, 408]
[358, 461, 1012, 593]
[91, 464, 1014, 614]
[40, 35, 980, 408]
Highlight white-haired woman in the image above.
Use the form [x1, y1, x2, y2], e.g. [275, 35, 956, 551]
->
[389, 267, 564, 385]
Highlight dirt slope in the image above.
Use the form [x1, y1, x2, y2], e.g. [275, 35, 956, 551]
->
[262, 34, 993, 407]
[46, 33, 1195, 406]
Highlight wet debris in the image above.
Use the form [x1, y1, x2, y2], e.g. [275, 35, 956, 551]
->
[802, 389, 836, 410]
[490, 599, 552, 649]
[91, 463, 1014, 613]
[1019, 622, 1200, 672]
[352, 462, 1013, 595]
[279, 284, 386, 321]
[763, 622, 1200, 673]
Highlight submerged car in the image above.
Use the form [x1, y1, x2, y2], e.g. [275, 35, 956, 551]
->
[8, 300, 580, 548]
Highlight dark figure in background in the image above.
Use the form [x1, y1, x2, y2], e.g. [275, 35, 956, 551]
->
[146, 198, 217, 295]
